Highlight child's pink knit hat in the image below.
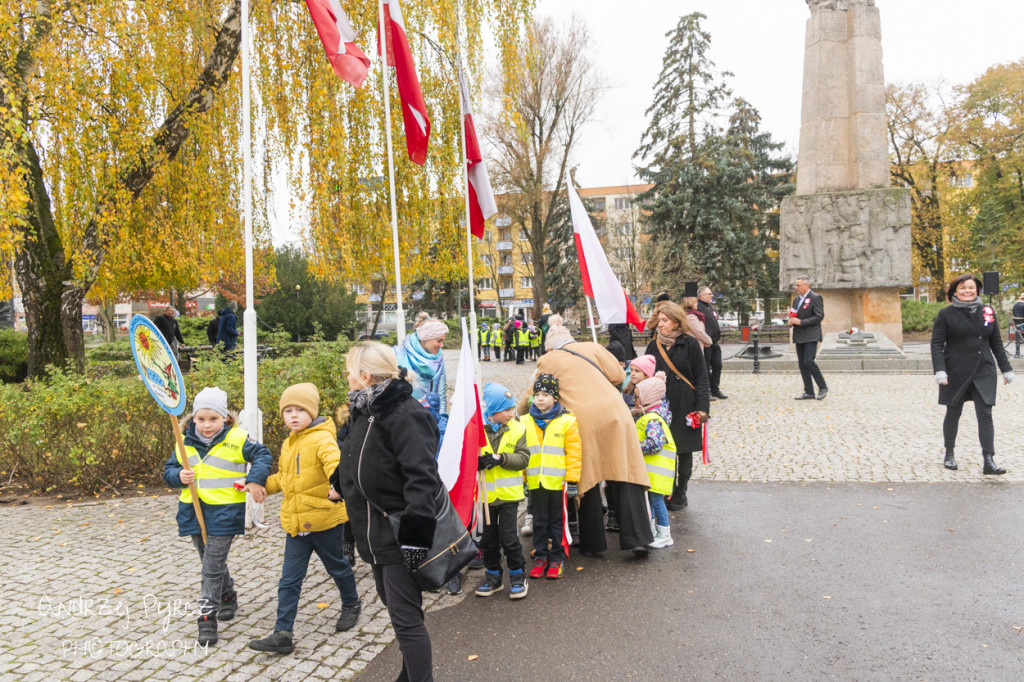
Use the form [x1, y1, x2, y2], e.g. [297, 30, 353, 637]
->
[635, 372, 667, 409]
[630, 354, 657, 379]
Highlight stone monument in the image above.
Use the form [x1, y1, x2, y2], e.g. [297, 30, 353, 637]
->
[779, 0, 912, 346]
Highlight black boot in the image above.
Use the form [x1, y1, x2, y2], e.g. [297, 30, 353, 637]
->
[943, 451, 957, 471]
[197, 615, 218, 646]
[249, 630, 294, 654]
[336, 600, 362, 631]
[667, 477, 688, 511]
[983, 453, 1006, 475]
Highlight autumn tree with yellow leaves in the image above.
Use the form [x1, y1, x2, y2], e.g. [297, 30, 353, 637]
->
[1, 0, 532, 377]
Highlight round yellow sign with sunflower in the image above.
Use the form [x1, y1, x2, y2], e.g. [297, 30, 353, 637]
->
[129, 314, 187, 415]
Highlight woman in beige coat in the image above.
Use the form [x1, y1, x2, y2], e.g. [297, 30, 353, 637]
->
[519, 321, 655, 556]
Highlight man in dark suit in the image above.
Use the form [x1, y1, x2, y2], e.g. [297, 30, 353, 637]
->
[789, 276, 828, 400]
[697, 286, 726, 399]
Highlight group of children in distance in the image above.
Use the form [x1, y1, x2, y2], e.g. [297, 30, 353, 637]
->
[477, 320, 542, 363]
[164, 346, 678, 650]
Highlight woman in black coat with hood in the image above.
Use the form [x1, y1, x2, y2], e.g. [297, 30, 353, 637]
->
[645, 302, 710, 509]
[931, 273, 1015, 474]
[331, 341, 441, 682]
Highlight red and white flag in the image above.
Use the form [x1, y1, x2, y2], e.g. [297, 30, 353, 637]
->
[304, 0, 370, 89]
[437, 318, 488, 526]
[379, 0, 431, 165]
[458, 63, 497, 238]
[567, 180, 646, 331]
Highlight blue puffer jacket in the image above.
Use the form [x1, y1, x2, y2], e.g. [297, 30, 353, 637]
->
[162, 421, 273, 537]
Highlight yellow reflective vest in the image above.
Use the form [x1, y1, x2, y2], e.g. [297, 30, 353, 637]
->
[516, 327, 529, 347]
[482, 419, 527, 504]
[522, 412, 580, 491]
[492, 328, 503, 345]
[178, 427, 249, 506]
[636, 412, 677, 496]
[529, 331, 540, 348]
[479, 328, 490, 346]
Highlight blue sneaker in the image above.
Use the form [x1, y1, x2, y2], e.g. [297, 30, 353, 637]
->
[474, 570, 504, 597]
[508, 569, 528, 600]
[447, 571, 463, 595]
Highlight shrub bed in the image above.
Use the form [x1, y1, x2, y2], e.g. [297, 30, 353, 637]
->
[0, 340, 352, 496]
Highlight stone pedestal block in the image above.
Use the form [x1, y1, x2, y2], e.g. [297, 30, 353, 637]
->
[819, 287, 904, 348]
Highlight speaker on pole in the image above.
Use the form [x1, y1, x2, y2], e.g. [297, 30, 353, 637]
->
[684, 281, 698, 298]
[983, 271, 999, 295]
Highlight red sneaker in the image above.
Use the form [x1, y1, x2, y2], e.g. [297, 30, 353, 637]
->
[528, 558, 548, 579]
[545, 562, 564, 579]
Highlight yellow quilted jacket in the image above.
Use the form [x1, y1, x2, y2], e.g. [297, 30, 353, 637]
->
[266, 417, 348, 536]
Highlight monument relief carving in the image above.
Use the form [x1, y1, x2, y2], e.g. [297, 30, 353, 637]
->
[780, 189, 911, 290]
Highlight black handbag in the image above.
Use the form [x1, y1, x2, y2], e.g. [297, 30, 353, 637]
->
[356, 416, 477, 591]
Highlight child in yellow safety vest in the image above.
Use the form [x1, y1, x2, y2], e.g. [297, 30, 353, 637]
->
[162, 386, 273, 647]
[249, 383, 362, 655]
[520, 374, 582, 579]
[474, 382, 531, 599]
[634, 373, 676, 549]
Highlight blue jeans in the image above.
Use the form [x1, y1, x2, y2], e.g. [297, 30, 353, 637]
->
[648, 493, 668, 527]
[275, 524, 359, 633]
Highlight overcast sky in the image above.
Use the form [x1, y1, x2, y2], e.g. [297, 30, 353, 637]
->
[535, 0, 1024, 188]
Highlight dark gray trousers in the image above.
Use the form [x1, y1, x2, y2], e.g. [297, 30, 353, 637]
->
[372, 562, 433, 682]
[191, 534, 235, 618]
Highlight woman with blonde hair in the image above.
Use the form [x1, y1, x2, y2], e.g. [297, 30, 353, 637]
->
[333, 341, 442, 682]
[644, 302, 709, 510]
[681, 297, 713, 348]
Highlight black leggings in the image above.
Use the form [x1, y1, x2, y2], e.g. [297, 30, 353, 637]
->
[943, 384, 995, 454]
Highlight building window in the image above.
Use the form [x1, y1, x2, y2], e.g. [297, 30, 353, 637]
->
[617, 222, 633, 236]
[501, 277, 513, 290]
[477, 278, 494, 290]
[952, 173, 973, 188]
[481, 254, 492, 266]
[351, 283, 366, 295]
[521, 252, 533, 265]
[501, 254, 513, 266]
[614, 197, 631, 210]
[615, 247, 631, 259]
[521, 277, 534, 289]
[592, 197, 606, 212]
[520, 228, 530, 241]
[500, 229, 512, 241]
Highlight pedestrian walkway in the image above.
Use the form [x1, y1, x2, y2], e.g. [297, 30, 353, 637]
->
[2, 369, 1020, 680]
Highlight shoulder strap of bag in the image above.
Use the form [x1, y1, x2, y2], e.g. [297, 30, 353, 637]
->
[655, 340, 695, 391]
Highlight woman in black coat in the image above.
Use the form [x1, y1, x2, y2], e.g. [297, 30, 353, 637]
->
[332, 341, 441, 682]
[645, 302, 710, 509]
[930, 274, 1015, 474]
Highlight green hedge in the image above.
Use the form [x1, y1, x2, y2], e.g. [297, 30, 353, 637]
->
[901, 299, 945, 333]
[0, 329, 29, 383]
[0, 340, 352, 495]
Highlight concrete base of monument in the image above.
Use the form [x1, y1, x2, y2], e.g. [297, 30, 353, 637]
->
[819, 331, 905, 357]
[818, 287, 905, 348]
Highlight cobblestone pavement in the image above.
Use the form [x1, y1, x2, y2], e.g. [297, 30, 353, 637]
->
[2, 353, 1020, 680]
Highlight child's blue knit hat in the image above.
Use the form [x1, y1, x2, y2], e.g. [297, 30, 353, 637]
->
[482, 382, 516, 418]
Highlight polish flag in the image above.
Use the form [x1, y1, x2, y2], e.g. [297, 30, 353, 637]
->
[437, 318, 488, 526]
[379, 0, 431, 165]
[567, 180, 646, 331]
[458, 63, 497, 238]
[304, 0, 370, 89]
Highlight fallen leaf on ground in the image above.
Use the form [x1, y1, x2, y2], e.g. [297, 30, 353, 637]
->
[576, 566, 584, 571]
[114, 588, 122, 594]
[59, 542, 66, 547]
[764, 539, 772, 543]
[948, 529, 956, 532]
[822, 595, 832, 599]
[687, 549, 696, 553]
[316, 602, 329, 609]
[468, 655, 479, 661]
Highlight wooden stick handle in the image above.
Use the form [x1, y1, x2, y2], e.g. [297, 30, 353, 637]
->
[171, 413, 208, 544]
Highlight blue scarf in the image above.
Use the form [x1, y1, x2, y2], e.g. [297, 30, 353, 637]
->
[529, 401, 562, 431]
[399, 335, 444, 392]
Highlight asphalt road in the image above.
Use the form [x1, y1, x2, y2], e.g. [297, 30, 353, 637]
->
[359, 481, 1024, 681]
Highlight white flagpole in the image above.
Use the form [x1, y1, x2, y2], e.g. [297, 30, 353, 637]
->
[584, 295, 598, 343]
[378, 0, 407, 345]
[456, 58, 480, 377]
[239, 0, 262, 441]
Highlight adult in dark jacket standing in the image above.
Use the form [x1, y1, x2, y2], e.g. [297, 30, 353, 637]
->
[930, 274, 1015, 474]
[1012, 293, 1024, 358]
[697, 286, 726, 399]
[206, 311, 222, 346]
[216, 301, 239, 352]
[153, 307, 184, 359]
[645, 302, 710, 510]
[333, 341, 440, 682]
[789, 276, 828, 400]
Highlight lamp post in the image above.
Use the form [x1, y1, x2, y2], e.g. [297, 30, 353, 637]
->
[295, 284, 301, 342]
